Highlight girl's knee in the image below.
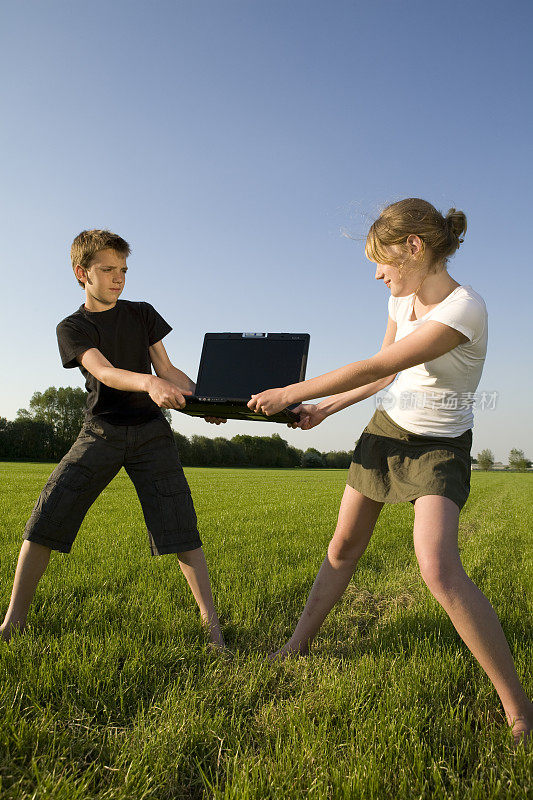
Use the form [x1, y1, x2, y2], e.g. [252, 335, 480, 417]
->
[328, 530, 367, 566]
[417, 555, 466, 598]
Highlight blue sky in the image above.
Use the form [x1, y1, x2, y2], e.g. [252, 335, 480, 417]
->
[1, 0, 531, 462]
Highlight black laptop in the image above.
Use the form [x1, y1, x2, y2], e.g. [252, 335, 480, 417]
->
[178, 332, 310, 423]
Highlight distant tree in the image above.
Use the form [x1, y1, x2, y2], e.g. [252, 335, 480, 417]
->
[289, 445, 304, 467]
[302, 448, 325, 468]
[17, 386, 86, 449]
[266, 433, 302, 467]
[477, 449, 495, 471]
[324, 451, 352, 469]
[231, 434, 284, 467]
[0, 417, 56, 461]
[189, 435, 216, 466]
[508, 448, 530, 472]
[210, 437, 235, 466]
[231, 434, 258, 466]
[173, 432, 191, 465]
[470, 456, 478, 464]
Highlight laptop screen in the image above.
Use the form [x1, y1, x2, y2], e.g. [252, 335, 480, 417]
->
[195, 333, 310, 399]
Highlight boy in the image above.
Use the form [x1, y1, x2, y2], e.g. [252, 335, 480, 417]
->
[1, 229, 226, 648]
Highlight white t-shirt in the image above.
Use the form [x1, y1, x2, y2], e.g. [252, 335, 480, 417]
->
[377, 285, 488, 437]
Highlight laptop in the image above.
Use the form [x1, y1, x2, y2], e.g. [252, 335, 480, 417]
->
[178, 332, 310, 423]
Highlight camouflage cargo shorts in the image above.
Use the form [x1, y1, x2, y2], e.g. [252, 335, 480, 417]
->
[23, 414, 201, 556]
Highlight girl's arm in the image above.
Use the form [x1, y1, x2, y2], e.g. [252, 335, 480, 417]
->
[316, 373, 396, 416]
[249, 319, 468, 416]
[314, 313, 398, 416]
[288, 315, 397, 429]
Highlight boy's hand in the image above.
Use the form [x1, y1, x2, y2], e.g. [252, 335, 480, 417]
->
[147, 376, 192, 410]
[204, 417, 227, 425]
[288, 404, 328, 430]
[247, 387, 288, 416]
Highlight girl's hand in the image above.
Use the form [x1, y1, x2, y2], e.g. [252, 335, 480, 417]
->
[247, 388, 288, 416]
[289, 404, 328, 430]
[204, 417, 227, 425]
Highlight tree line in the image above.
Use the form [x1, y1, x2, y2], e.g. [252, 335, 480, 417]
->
[2, 387, 530, 470]
[474, 448, 531, 471]
[0, 387, 352, 468]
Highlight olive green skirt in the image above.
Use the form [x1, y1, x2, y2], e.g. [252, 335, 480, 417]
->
[346, 408, 472, 510]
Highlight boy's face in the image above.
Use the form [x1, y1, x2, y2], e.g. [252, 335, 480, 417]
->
[76, 248, 128, 310]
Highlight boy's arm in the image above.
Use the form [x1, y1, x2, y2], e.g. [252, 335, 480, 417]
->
[79, 348, 190, 410]
[148, 340, 226, 425]
[148, 340, 196, 393]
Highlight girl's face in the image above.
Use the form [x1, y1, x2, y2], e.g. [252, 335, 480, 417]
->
[374, 261, 403, 294]
[373, 242, 423, 296]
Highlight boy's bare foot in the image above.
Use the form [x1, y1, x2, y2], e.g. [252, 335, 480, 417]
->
[207, 641, 234, 660]
[200, 618, 231, 655]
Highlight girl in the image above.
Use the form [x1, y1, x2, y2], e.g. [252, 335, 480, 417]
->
[247, 198, 532, 744]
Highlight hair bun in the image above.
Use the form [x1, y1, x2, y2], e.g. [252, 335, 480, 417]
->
[365, 198, 467, 269]
[444, 208, 467, 244]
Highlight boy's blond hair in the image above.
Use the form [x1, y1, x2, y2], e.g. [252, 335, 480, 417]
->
[71, 229, 131, 289]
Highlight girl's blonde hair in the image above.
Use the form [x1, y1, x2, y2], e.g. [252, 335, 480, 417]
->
[365, 198, 467, 274]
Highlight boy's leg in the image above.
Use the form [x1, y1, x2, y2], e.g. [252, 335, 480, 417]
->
[0, 542, 51, 641]
[176, 547, 225, 648]
[123, 416, 225, 647]
[2, 420, 124, 638]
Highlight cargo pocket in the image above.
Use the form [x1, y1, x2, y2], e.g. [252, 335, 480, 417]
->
[155, 472, 198, 535]
[35, 462, 93, 525]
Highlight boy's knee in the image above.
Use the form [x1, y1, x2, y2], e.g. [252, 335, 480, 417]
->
[22, 540, 52, 556]
[176, 546, 203, 562]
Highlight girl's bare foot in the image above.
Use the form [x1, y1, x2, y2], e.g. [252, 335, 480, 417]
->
[510, 706, 533, 746]
[208, 631, 226, 648]
[268, 642, 310, 662]
[0, 622, 24, 643]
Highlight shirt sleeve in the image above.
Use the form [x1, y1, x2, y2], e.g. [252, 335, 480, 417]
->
[387, 294, 397, 322]
[140, 302, 173, 346]
[56, 319, 97, 369]
[429, 295, 487, 343]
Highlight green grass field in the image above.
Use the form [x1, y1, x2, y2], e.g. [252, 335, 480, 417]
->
[0, 464, 531, 799]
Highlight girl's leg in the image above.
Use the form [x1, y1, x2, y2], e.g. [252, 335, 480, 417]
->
[273, 486, 384, 659]
[0, 541, 51, 641]
[413, 495, 533, 742]
[177, 547, 225, 649]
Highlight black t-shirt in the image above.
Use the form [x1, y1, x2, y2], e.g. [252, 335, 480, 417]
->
[56, 300, 172, 425]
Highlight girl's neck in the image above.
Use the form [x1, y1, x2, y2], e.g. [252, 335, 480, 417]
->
[412, 268, 461, 307]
